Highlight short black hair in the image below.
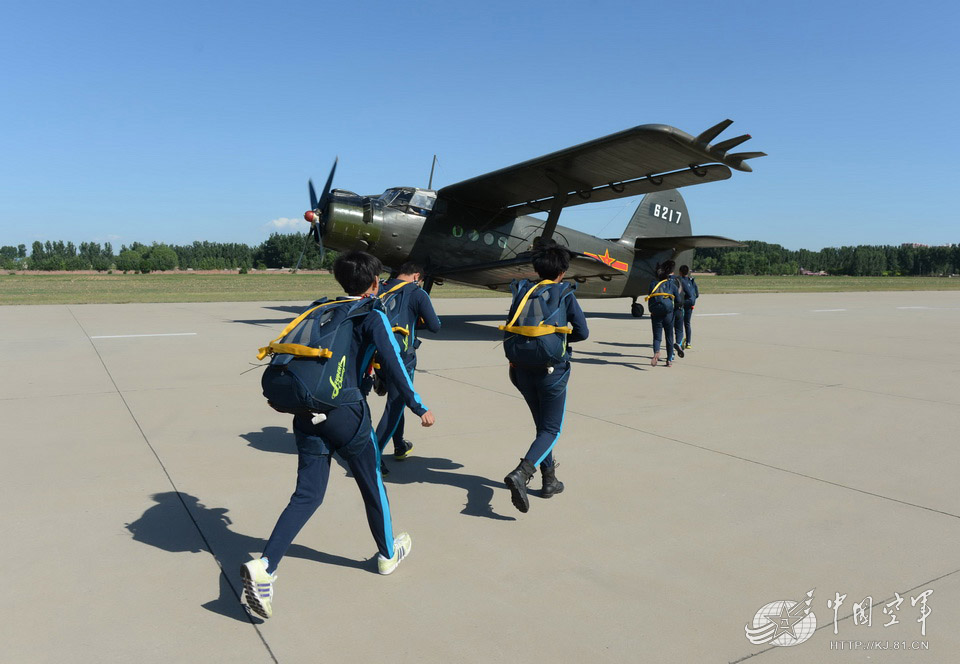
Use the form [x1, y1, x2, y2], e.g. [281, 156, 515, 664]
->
[532, 239, 570, 280]
[656, 260, 676, 281]
[398, 262, 423, 276]
[333, 251, 383, 295]
[679, 264, 690, 276]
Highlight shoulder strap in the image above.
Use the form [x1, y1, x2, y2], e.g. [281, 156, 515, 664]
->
[644, 279, 675, 302]
[498, 279, 573, 337]
[379, 281, 411, 299]
[256, 299, 346, 360]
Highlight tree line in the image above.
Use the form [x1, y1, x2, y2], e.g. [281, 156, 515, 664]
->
[1, 234, 337, 272]
[692, 241, 959, 276]
[3, 236, 958, 276]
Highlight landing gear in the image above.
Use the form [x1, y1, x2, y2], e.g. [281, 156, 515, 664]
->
[631, 300, 644, 318]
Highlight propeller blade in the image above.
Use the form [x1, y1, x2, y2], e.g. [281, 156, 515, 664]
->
[308, 179, 318, 210]
[317, 157, 338, 211]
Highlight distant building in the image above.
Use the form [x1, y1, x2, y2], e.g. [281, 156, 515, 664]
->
[901, 243, 929, 248]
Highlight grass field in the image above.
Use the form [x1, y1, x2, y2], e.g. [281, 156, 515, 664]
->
[1, 272, 959, 305]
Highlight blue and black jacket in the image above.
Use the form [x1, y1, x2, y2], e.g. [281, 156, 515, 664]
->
[338, 295, 429, 416]
[679, 275, 699, 306]
[378, 278, 441, 361]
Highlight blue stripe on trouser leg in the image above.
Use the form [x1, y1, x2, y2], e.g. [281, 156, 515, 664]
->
[343, 430, 395, 559]
[511, 364, 570, 469]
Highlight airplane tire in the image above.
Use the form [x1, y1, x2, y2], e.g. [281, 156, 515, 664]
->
[631, 303, 644, 318]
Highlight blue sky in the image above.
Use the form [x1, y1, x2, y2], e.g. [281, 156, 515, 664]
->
[1, 0, 957, 251]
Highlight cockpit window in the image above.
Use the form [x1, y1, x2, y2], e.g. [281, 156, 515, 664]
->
[379, 188, 435, 215]
[409, 191, 436, 212]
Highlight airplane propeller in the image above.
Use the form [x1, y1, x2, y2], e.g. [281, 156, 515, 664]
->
[295, 157, 338, 271]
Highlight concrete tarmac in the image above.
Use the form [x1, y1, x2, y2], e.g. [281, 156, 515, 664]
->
[2, 291, 959, 663]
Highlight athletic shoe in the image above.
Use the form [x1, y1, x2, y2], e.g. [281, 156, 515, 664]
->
[651, 351, 660, 367]
[393, 439, 414, 460]
[665, 360, 673, 367]
[673, 343, 685, 358]
[378, 532, 412, 575]
[683, 342, 692, 350]
[241, 558, 276, 619]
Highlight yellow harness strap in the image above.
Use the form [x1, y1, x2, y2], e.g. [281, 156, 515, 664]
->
[498, 280, 573, 337]
[379, 280, 411, 299]
[256, 300, 343, 360]
[644, 279, 675, 302]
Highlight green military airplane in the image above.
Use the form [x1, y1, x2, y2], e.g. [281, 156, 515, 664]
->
[302, 119, 763, 316]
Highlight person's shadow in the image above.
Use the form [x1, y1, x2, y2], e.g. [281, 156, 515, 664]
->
[241, 427, 514, 521]
[125, 492, 372, 624]
[371, 455, 516, 521]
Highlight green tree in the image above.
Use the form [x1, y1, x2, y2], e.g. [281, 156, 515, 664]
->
[116, 249, 142, 272]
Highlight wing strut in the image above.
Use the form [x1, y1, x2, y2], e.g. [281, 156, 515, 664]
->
[537, 170, 587, 244]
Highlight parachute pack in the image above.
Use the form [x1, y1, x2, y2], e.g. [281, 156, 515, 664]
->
[645, 278, 675, 316]
[257, 297, 376, 414]
[378, 281, 417, 360]
[499, 279, 575, 368]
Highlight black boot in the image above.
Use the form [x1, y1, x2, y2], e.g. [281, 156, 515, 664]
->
[504, 459, 536, 513]
[540, 463, 564, 498]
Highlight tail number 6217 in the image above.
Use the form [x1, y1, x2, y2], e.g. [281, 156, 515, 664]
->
[654, 204, 682, 224]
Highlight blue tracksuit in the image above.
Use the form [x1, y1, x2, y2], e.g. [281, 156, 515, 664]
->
[679, 275, 698, 344]
[506, 281, 589, 469]
[648, 277, 680, 360]
[261, 296, 428, 573]
[374, 278, 441, 452]
[671, 275, 686, 347]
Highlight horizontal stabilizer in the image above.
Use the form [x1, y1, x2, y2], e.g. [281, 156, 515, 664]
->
[432, 253, 622, 288]
[634, 235, 745, 252]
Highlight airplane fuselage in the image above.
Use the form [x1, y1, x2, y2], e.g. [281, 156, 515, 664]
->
[322, 187, 690, 300]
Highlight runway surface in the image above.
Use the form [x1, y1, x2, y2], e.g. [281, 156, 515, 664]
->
[2, 291, 959, 663]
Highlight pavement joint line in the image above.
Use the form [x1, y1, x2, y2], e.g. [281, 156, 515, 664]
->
[90, 332, 198, 339]
[691, 361, 960, 407]
[811, 308, 847, 312]
[67, 306, 279, 663]
[424, 365, 960, 522]
[695, 312, 742, 316]
[698, 335, 960, 371]
[729, 566, 960, 662]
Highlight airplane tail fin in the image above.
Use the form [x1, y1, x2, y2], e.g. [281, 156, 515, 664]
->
[618, 190, 691, 245]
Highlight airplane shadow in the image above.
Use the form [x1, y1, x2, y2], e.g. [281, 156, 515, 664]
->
[241, 427, 514, 521]
[124, 491, 372, 624]
[571, 356, 647, 371]
[420, 314, 505, 342]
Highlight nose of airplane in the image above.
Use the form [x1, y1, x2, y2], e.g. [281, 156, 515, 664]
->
[304, 157, 338, 247]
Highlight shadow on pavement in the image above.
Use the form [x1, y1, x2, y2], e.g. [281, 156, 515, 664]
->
[125, 491, 372, 624]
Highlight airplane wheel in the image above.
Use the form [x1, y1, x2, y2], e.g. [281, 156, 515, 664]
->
[631, 303, 644, 318]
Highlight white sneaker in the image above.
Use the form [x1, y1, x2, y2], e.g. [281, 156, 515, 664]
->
[241, 558, 276, 619]
[377, 532, 412, 575]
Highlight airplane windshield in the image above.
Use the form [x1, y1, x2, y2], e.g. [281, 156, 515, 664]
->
[379, 188, 435, 215]
[409, 191, 436, 212]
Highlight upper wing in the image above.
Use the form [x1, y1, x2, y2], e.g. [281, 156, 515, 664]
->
[438, 120, 765, 214]
[634, 235, 746, 252]
[432, 253, 622, 289]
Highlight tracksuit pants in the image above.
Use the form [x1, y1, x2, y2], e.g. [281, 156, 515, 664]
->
[650, 310, 675, 360]
[673, 306, 685, 346]
[261, 401, 394, 573]
[375, 356, 416, 453]
[509, 363, 570, 469]
[683, 304, 693, 345]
